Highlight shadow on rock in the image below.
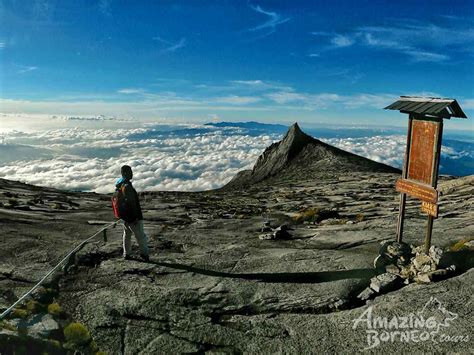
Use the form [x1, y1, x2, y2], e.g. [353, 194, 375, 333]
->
[147, 260, 377, 284]
[439, 249, 474, 273]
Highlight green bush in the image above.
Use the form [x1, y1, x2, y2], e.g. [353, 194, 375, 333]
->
[47, 302, 63, 316]
[49, 339, 62, 349]
[26, 299, 42, 314]
[293, 207, 340, 224]
[0, 320, 17, 331]
[11, 308, 28, 318]
[293, 207, 320, 223]
[450, 236, 474, 252]
[64, 322, 92, 346]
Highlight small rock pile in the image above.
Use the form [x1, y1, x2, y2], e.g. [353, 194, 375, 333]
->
[259, 223, 292, 240]
[358, 241, 456, 301]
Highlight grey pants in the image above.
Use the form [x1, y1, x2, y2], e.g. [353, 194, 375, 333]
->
[123, 220, 149, 257]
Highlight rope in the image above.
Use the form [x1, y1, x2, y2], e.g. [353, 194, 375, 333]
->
[0, 220, 121, 320]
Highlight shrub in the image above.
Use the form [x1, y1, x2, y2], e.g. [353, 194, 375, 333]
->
[64, 322, 92, 346]
[293, 207, 320, 223]
[26, 300, 42, 314]
[47, 302, 63, 316]
[450, 236, 474, 252]
[293, 208, 340, 224]
[49, 339, 62, 349]
[11, 308, 28, 318]
[355, 214, 365, 222]
[0, 320, 17, 331]
[89, 340, 98, 352]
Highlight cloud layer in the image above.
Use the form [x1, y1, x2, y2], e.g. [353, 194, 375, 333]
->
[0, 122, 472, 194]
[0, 124, 277, 193]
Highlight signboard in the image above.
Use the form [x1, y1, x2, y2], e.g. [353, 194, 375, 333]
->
[421, 201, 438, 218]
[386, 96, 467, 253]
[407, 120, 440, 185]
[395, 178, 438, 204]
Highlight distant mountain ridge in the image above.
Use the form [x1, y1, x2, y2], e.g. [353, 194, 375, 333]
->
[204, 121, 288, 131]
[225, 123, 400, 188]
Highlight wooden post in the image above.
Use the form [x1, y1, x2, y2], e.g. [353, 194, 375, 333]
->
[424, 216, 434, 253]
[396, 114, 414, 243]
[424, 119, 443, 253]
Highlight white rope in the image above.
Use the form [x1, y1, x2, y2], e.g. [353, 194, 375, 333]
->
[0, 220, 121, 320]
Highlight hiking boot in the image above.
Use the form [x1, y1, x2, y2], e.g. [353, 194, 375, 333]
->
[140, 254, 150, 262]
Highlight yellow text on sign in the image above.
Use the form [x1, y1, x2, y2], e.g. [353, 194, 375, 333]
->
[421, 201, 438, 218]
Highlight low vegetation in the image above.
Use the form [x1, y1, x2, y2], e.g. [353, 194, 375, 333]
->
[450, 236, 474, 252]
[293, 207, 340, 224]
[0, 320, 17, 331]
[11, 308, 28, 318]
[47, 302, 63, 316]
[64, 322, 92, 347]
[26, 299, 42, 314]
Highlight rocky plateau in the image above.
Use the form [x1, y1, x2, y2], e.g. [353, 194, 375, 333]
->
[0, 124, 472, 354]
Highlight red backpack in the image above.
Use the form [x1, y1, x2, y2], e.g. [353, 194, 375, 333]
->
[111, 185, 128, 220]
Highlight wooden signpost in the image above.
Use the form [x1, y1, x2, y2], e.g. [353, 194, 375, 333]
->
[385, 97, 468, 253]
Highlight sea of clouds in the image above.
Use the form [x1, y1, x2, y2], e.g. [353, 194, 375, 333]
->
[0, 119, 472, 193]
[0, 124, 277, 193]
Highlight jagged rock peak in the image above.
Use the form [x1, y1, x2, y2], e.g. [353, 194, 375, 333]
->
[286, 122, 304, 137]
[250, 122, 316, 181]
[224, 122, 401, 188]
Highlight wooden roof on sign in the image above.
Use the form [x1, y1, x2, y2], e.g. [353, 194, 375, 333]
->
[384, 96, 467, 119]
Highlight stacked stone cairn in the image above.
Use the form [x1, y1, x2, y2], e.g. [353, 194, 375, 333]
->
[358, 241, 456, 301]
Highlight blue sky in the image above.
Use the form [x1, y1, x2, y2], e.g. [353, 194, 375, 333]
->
[1, 0, 474, 129]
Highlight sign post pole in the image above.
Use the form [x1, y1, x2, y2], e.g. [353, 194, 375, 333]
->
[396, 114, 413, 243]
[424, 216, 434, 253]
[424, 119, 443, 253]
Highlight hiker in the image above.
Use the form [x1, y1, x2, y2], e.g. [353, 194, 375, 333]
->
[113, 165, 149, 261]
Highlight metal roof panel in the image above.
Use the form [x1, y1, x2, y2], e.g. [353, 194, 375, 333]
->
[384, 96, 467, 118]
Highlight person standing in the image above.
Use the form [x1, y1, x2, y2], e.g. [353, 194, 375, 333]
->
[114, 165, 149, 261]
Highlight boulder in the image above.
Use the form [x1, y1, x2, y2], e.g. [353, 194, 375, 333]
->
[384, 264, 401, 275]
[413, 254, 434, 272]
[258, 233, 274, 240]
[373, 255, 391, 269]
[429, 245, 444, 265]
[27, 314, 60, 339]
[273, 225, 292, 240]
[379, 241, 412, 261]
[357, 287, 376, 301]
[261, 221, 273, 232]
[370, 273, 402, 293]
[414, 273, 432, 284]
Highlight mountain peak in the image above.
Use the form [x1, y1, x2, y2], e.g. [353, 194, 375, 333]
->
[249, 123, 316, 182]
[225, 123, 400, 188]
[288, 122, 302, 134]
[282, 122, 313, 150]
